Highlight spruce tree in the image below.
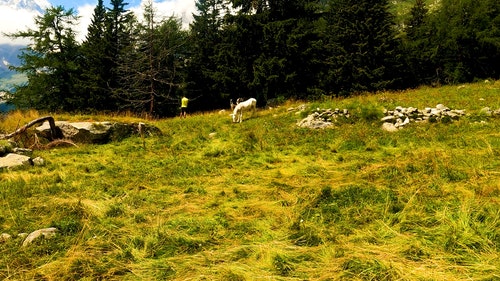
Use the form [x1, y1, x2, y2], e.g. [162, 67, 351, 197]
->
[79, 0, 112, 111]
[215, 13, 262, 102]
[105, 0, 136, 110]
[187, 0, 229, 111]
[226, 0, 322, 103]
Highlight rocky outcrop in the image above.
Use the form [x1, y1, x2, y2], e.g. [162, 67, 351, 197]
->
[0, 153, 32, 169]
[36, 121, 162, 144]
[1, 120, 161, 170]
[295, 103, 500, 132]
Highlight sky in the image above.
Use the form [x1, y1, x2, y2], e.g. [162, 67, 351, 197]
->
[0, 0, 197, 45]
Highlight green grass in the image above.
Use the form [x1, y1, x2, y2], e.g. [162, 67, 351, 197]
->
[1, 81, 499, 280]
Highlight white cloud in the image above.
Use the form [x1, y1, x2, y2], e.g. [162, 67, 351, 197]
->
[0, 7, 39, 45]
[147, 0, 196, 29]
[0, 0, 196, 45]
[77, 0, 196, 42]
[75, 4, 95, 42]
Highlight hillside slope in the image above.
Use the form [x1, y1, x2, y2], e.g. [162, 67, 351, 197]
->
[0, 81, 499, 280]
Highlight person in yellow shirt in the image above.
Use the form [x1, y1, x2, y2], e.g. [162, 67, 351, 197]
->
[180, 96, 189, 118]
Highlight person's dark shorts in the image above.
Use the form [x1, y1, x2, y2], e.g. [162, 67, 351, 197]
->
[181, 107, 187, 114]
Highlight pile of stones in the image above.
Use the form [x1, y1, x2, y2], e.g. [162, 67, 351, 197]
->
[296, 108, 351, 129]
[381, 104, 466, 132]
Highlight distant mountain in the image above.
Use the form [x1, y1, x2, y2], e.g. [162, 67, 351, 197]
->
[0, 44, 22, 68]
[0, 44, 24, 87]
[0, 0, 50, 14]
[0, 44, 24, 110]
[0, 0, 49, 88]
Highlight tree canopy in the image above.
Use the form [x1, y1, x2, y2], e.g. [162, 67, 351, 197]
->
[6, 0, 500, 116]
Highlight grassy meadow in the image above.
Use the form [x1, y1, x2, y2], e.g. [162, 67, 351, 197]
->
[1, 81, 499, 280]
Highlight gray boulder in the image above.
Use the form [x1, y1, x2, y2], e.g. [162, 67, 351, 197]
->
[0, 153, 32, 170]
[0, 153, 45, 170]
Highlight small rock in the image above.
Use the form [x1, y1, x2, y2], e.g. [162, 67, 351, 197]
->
[382, 122, 399, 132]
[436, 104, 448, 110]
[22, 227, 58, 247]
[0, 233, 12, 243]
[32, 157, 45, 166]
[480, 107, 491, 116]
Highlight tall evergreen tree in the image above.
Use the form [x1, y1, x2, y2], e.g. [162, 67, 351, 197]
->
[405, 0, 427, 39]
[323, 0, 402, 96]
[223, 0, 323, 103]
[105, 0, 136, 109]
[187, 0, 228, 111]
[79, 0, 112, 111]
[400, 0, 435, 86]
[426, 0, 500, 83]
[7, 6, 82, 111]
[210, 13, 261, 103]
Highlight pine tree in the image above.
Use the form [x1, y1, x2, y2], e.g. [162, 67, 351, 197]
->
[79, 0, 113, 111]
[186, 0, 228, 111]
[400, 0, 434, 86]
[116, 0, 188, 117]
[324, 0, 402, 96]
[7, 6, 82, 111]
[405, 0, 427, 39]
[426, 0, 500, 83]
[214, 13, 262, 102]
[224, 0, 323, 103]
[105, 0, 136, 109]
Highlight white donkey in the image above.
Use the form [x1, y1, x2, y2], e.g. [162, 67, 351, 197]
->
[231, 98, 257, 123]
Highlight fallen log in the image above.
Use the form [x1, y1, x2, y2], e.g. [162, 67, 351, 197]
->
[2, 116, 60, 140]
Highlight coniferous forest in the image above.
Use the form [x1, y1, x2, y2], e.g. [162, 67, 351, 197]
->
[5, 0, 500, 117]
